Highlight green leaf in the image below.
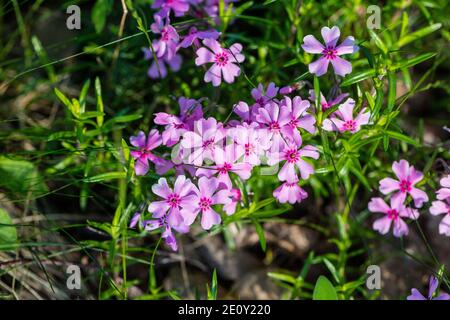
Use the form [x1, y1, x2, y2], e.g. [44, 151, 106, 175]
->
[368, 29, 388, 55]
[341, 69, 376, 87]
[92, 0, 113, 33]
[384, 130, 419, 147]
[254, 221, 266, 252]
[313, 276, 338, 300]
[387, 72, 396, 112]
[397, 23, 442, 48]
[95, 77, 104, 127]
[390, 52, 437, 71]
[0, 208, 18, 250]
[84, 171, 126, 183]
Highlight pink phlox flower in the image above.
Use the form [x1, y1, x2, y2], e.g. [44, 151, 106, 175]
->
[223, 188, 242, 215]
[152, 0, 190, 17]
[430, 199, 450, 237]
[436, 175, 450, 201]
[301, 26, 358, 77]
[196, 143, 253, 189]
[147, 176, 196, 227]
[368, 196, 419, 237]
[255, 101, 290, 151]
[181, 176, 232, 230]
[379, 159, 429, 208]
[130, 129, 163, 176]
[322, 98, 370, 134]
[268, 135, 319, 183]
[308, 89, 349, 111]
[251, 82, 279, 108]
[231, 101, 260, 124]
[180, 117, 225, 166]
[180, 27, 221, 48]
[407, 276, 450, 300]
[150, 14, 180, 60]
[279, 82, 303, 95]
[230, 122, 271, 166]
[143, 213, 189, 251]
[279, 96, 316, 141]
[154, 97, 203, 146]
[273, 179, 308, 204]
[195, 39, 245, 86]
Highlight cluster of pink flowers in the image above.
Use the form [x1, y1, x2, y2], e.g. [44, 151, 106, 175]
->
[128, 82, 329, 250]
[369, 159, 427, 237]
[144, 0, 244, 86]
[430, 175, 450, 236]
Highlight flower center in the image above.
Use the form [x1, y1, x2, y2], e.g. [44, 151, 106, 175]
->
[256, 97, 265, 106]
[399, 180, 412, 193]
[268, 121, 280, 132]
[202, 139, 215, 150]
[342, 120, 357, 132]
[215, 52, 229, 67]
[321, 102, 330, 110]
[174, 123, 186, 129]
[161, 29, 170, 41]
[199, 197, 212, 211]
[218, 162, 232, 174]
[244, 143, 254, 156]
[284, 148, 300, 163]
[387, 209, 399, 220]
[167, 193, 181, 208]
[288, 118, 298, 128]
[322, 46, 337, 60]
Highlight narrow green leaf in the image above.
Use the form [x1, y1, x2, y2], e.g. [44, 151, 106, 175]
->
[397, 23, 442, 47]
[341, 69, 376, 87]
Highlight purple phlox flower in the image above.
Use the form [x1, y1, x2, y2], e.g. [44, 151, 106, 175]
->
[154, 97, 203, 146]
[379, 159, 429, 208]
[232, 101, 259, 124]
[251, 82, 279, 108]
[130, 129, 163, 176]
[150, 14, 180, 60]
[322, 98, 370, 134]
[180, 117, 225, 166]
[180, 27, 221, 48]
[152, 0, 190, 17]
[195, 39, 245, 86]
[368, 196, 419, 237]
[196, 143, 253, 189]
[223, 188, 242, 215]
[230, 122, 271, 166]
[273, 178, 308, 204]
[204, 0, 238, 20]
[279, 96, 316, 141]
[279, 82, 303, 95]
[143, 47, 182, 79]
[143, 213, 189, 251]
[180, 176, 232, 230]
[301, 26, 358, 77]
[148, 176, 196, 228]
[430, 199, 450, 236]
[129, 211, 142, 228]
[308, 89, 349, 111]
[268, 135, 320, 183]
[437, 175, 450, 201]
[255, 101, 290, 150]
[407, 276, 450, 300]
[154, 150, 197, 177]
